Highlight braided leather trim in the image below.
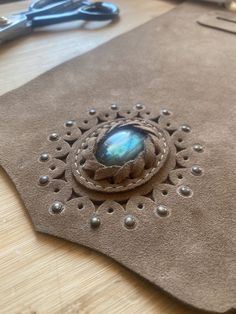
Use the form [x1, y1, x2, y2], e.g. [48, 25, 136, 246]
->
[72, 118, 169, 193]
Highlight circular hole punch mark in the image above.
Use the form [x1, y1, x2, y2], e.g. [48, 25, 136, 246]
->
[137, 203, 144, 210]
[78, 203, 84, 209]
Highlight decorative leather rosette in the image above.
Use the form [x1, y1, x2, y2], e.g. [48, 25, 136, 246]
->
[36, 103, 204, 222]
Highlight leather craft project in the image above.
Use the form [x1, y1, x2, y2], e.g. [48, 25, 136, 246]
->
[0, 1, 235, 313]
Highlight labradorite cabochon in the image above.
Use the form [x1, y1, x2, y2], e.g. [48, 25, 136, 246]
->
[95, 127, 146, 166]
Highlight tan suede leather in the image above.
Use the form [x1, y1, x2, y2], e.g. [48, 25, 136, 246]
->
[197, 10, 236, 34]
[0, 1, 235, 313]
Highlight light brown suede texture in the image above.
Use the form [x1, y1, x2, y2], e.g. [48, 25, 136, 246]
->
[197, 10, 236, 34]
[0, 1, 235, 313]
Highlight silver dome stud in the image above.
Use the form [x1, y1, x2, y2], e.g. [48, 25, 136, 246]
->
[191, 165, 203, 176]
[178, 185, 192, 197]
[49, 133, 59, 141]
[156, 205, 169, 217]
[111, 104, 118, 110]
[161, 109, 171, 115]
[39, 153, 49, 162]
[181, 124, 191, 133]
[193, 144, 204, 152]
[65, 120, 75, 127]
[89, 109, 96, 115]
[90, 216, 101, 228]
[135, 103, 144, 110]
[50, 201, 64, 214]
[39, 175, 49, 185]
[124, 215, 136, 228]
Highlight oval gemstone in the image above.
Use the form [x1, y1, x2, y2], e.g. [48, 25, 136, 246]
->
[96, 127, 146, 166]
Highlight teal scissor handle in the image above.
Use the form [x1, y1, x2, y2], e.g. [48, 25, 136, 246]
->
[31, 2, 119, 27]
[0, 0, 119, 44]
[26, 0, 90, 19]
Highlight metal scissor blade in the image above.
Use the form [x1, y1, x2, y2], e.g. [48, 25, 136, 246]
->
[0, 15, 32, 45]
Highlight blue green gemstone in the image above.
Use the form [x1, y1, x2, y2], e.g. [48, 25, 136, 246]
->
[96, 127, 146, 166]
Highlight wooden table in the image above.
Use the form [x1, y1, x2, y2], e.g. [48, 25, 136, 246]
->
[0, 1, 199, 313]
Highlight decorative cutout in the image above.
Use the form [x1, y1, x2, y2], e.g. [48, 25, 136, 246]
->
[36, 104, 204, 228]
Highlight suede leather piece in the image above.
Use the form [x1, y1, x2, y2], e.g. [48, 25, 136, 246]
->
[0, 1, 236, 313]
[197, 10, 236, 34]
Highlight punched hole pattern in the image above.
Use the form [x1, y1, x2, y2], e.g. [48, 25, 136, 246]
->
[37, 104, 204, 229]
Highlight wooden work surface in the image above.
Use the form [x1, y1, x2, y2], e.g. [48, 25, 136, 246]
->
[0, 1, 201, 313]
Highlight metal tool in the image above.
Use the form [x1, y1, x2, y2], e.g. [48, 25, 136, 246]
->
[0, 0, 119, 44]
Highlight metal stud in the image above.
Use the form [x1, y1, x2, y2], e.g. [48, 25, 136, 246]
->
[135, 103, 144, 110]
[111, 104, 118, 110]
[89, 109, 96, 115]
[65, 120, 75, 127]
[39, 153, 49, 162]
[161, 109, 171, 115]
[193, 144, 203, 153]
[178, 185, 192, 197]
[49, 133, 59, 141]
[90, 216, 100, 228]
[181, 124, 191, 133]
[124, 215, 136, 228]
[191, 165, 203, 176]
[39, 175, 49, 185]
[50, 201, 64, 214]
[156, 205, 169, 217]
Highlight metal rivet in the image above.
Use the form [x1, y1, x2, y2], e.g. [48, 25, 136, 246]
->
[39, 175, 49, 185]
[124, 215, 136, 228]
[161, 109, 171, 115]
[135, 103, 144, 110]
[111, 104, 118, 110]
[89, 109, 96, 115]
[49, 133, 59, 141]
[90, 216, 100, 228]
[39, 153, 49, 162]
[178, 185, 192, 197]
[191, 165, 203, 176]
[181, 124, 191, 132]
[193, 144, 204, 152]
[156, 205, 169, 217]
[65, 120, 75, 127]
[51, 201, 64, 214]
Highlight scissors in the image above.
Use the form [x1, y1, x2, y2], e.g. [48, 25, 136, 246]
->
[0, 0, 119, 44]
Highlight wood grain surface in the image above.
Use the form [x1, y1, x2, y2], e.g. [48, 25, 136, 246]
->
[0, 1, 201, 313]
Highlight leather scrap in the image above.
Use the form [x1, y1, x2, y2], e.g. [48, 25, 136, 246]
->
[197, 10, 236, 34]
[0, 1, 235, 313]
